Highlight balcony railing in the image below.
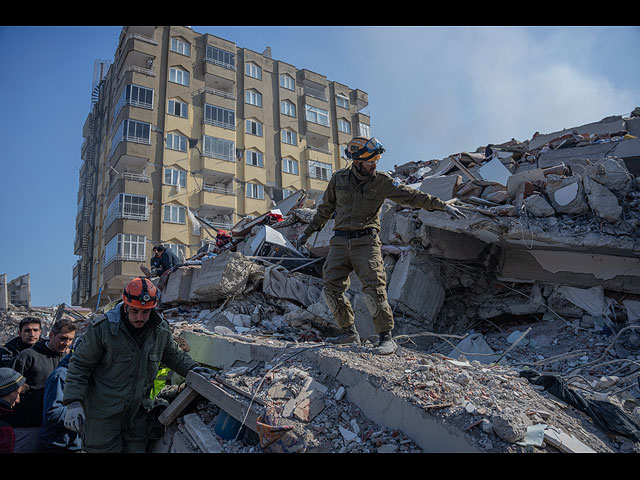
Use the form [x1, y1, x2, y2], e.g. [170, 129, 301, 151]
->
[203, 86, 235, 100]
[202, 184, 236, 196]
[122, 172, 150, 182]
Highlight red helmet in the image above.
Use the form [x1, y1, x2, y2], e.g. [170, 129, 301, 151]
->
[123, 277, 158, 309]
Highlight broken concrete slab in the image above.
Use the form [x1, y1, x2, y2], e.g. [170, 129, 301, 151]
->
[387, 248, 445, 324]
[262, 265, 323, 307]
[522, 194, 556, 217]
[188, 251, 263, 303]
[419, 175, 462, 201]
[583, 175, 622, 223]
[545, 175, 589, 215]
[182, 413, 224, 453]
[161, 266, 196, 304]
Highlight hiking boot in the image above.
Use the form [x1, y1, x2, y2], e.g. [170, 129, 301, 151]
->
[326, 324, 361, 345]
[374, 331, 397, 355]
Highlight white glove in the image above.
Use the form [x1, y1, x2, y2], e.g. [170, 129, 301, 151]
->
[445, 204, 467, 220]
[64, 401, 85, 432]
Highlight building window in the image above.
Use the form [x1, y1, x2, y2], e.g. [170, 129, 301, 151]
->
[336, 93, 349, 109]
[338, 118, 351, 134]
[203, 135, 235, 162]
[104, 233, 146, 266]
[305, 105, 329, 127]
[282, 157, 298, 175]
[281, 129, 297, 146]
[280, 73, 295, 90]
[205, 45, 235, 70]
[280, 100, 296, 117]
[114, 84, 154, 118]
[246, 150, 263, 167]
[245, 62, 262, 80]
[105, 193, 148, 228]
[359, 122, 370, 137]
[169, 67, 190, 86]
[246, 182, 264, 199]
[164, 168, 186, 187]
[245, 119, 263, 137]
[282, 188, 294, 198]
[245, 89, 262, 107]
[164, 204, 186, 224]
[171, 37, 191, 56]
[166, 243, 186, 260]
[111, 119, 151, 152]
[168, 99, 188, 118]
[309, 160, 332, 181]
[166, 133, 187, 152]
[204, 104, 235, 129]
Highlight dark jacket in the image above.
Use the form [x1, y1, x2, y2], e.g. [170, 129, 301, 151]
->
[0, 399, 15, 453]
[38, 354, 82, 452]
[9, 340, 65, 428]
[0, 336, 33, 368]
[150, 250, 181, 276]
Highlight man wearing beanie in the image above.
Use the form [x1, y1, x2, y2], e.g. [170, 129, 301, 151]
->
[0, 367, 27, 453]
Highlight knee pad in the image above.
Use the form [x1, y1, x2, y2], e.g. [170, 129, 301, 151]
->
[363, 291, 391, 318]
[323, 290, 344, 316]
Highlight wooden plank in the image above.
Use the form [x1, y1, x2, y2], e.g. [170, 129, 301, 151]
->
[185, 371, 262, 433]
[158, 385, 200, 426]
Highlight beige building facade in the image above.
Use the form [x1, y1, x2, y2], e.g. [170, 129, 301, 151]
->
[72, 26, 371, 308]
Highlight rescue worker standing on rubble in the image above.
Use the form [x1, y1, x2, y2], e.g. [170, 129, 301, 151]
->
[297, 136, 466, 355]
[61, 277, 215, 453]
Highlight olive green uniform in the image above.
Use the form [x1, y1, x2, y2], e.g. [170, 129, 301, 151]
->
[303, 166, 448, 334]
[62, 303, 198, 453]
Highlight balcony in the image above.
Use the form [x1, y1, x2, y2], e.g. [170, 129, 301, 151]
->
[200, 183, 237, 211]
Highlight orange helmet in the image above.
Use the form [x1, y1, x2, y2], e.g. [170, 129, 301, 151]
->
[123, 277, 158, 309]
[344, 136, 385, 162]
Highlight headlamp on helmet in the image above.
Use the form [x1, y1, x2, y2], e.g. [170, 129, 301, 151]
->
[123, 277, 158, 309]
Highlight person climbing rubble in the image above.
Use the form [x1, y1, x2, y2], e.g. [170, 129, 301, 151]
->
[296, 136, 466, 355]
[61, 277, 215, 453]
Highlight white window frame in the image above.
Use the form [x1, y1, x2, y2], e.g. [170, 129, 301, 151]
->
[246, 150, 264, 167]
[281, 129, 297, 146]
[282, 157, 298, 175]
[203, 135, 235, 162]
[204, 104, 235, 130]
[336, 93, 349, 109]
[111, 119, 151, 152]
[169, 67, 190, 86]
[305, 105, 330, 127]
[166, 243, 186, 261]
[246, 182, 264, 199]
[170, 37, 191, 57]
[280, 73, 295, 90]
[338, 118, 351, 134]
[104, 233, 146, 266]
[245, 119, 263, 136]
[163, 204, 186, 224]
[281, 100, 296, 117]
[164, 167, 186, 187]
[245, 62, 262, 80]
[168, 99, 188, 118]
[245, 89, 262, 107]
[105, 193, 148, 228]
[359, 122, 371, 138]
[309, 160, 332, 181]
[166, 133, 187, 152]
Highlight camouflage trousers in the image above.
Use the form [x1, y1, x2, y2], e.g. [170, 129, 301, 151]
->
[322, 232, 394, 334]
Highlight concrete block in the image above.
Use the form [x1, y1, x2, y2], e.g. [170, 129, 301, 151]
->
[307, 218, 335, 257]
[522, 194, 556, 217]
[545, 175, 589, 215]
[161, 266, 195, 304]
[387, 249, 445, 323]
[419, 175, 462, 201]
[583, 175, 622, 223]
[585, 157, 633, 197]
[182, 413, 223, 453]
[189, 251, 261, 302]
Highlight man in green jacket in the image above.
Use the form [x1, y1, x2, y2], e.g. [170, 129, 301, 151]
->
[62, 277, 214, 453]
[297, 136, 466, 355]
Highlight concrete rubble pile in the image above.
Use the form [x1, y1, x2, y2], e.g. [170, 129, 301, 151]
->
[39, 108, 639, 453]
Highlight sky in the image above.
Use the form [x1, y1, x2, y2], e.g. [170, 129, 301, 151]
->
[0, 25, 639, 308]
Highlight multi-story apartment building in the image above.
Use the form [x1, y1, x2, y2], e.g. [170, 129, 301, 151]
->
[72, 26, 371, 308]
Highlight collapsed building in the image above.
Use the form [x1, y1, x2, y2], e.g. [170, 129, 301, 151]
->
[135, 108, 640, 453]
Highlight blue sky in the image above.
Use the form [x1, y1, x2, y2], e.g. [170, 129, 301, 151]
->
[1, 25, 639, 307]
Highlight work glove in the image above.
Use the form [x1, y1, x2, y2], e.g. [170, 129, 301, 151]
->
[191, 366, 216, 379]
[64, 401, 85, 433]
[445, 204, 467, 220]
[296, 233, 310, 250]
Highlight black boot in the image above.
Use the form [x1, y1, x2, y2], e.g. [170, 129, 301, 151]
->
[326, 324, 361, 345]
[374, 331, 397, 355]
